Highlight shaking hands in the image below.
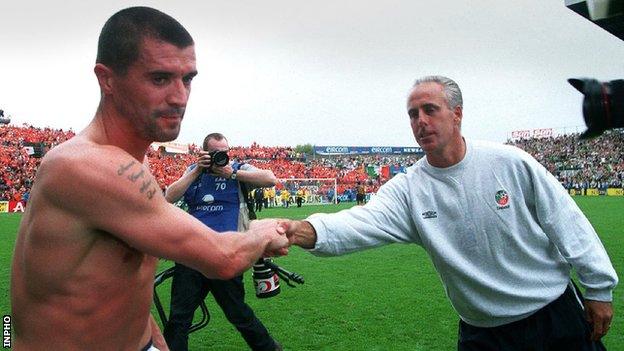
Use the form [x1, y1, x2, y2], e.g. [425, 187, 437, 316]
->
[249, 219, 290, 257]
[248, 219, 319, 258]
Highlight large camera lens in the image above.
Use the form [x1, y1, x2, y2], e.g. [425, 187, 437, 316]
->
[569, 78, 624, 138]
[253, 258, 280, 298]
[209, 150, 229, 167]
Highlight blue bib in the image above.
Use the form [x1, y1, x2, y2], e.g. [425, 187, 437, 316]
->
[183, 164, 241, 232]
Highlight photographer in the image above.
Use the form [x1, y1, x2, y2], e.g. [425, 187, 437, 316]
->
[163, 133, 281, 351]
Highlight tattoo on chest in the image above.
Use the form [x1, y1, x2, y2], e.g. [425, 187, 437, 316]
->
[117, 160, 159, 200]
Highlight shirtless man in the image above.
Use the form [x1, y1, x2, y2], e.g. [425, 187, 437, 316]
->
[10, 7, 289, 351]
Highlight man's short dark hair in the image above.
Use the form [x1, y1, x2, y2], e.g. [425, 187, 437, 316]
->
[203, 133, 227, 151]
[96, 6, 194, 75]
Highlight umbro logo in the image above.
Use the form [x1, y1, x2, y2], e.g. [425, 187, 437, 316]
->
[422, 210, 437, 219]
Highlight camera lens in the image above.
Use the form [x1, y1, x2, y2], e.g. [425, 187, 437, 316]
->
[569, 78, 624, 138]
[209, 150, 230, 167]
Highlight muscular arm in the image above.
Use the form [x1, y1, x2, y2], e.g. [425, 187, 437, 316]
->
[44, 151, 287, 279]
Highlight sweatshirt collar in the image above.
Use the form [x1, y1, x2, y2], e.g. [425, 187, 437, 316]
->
[422, 138, 473, 175]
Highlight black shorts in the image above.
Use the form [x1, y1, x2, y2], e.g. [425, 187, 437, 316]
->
[458, 285, 606, 351]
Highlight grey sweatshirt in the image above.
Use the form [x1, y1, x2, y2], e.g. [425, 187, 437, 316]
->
[307, 139, 618, 327]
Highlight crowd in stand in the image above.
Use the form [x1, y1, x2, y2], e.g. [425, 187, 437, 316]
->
[2, 124, 623, 201]
[1, 125, 75, 202]
[228, 142, 303, 161]
[507, 130, 624, 190]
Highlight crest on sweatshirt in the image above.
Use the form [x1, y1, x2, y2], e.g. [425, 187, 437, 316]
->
[495, 190, 509, 209]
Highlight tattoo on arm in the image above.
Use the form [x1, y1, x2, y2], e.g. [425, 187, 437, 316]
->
[117, 161, 136, 175]
[117, 161, 159, 200]
[146, 188, 157, 199]
[128, 169, 145, 182]
[141, 179, 158, 199]
[140, 179, 151, 193]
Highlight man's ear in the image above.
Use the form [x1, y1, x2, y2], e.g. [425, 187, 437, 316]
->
[453, 105, 463, 125]
[94, 63, 115, 95]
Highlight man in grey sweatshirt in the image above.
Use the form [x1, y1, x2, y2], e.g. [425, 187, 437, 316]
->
[284, 76, 617, 350]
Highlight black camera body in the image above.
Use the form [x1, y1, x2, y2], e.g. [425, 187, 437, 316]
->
[253, 258, 304, 299]
[208, 150, 229, 167]
[569, 78, 624, 138]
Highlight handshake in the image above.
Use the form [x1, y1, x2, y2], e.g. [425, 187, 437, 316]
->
[248, 219, 311, 299]
[248, 219, 317, 258]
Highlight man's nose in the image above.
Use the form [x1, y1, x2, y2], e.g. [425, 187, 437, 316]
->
[416, 113, 429, 127]
[167, 79, 189, 107]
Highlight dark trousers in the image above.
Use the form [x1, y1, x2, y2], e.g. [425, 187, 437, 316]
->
[255, 200, 263, 212]
[163, 263, 277, 351]
[458, 285, 606, 351]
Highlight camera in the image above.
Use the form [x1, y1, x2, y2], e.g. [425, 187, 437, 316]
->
[252, 258, 304, 298]
[568, 78, 624, 138]
[208, 150, 229, 167]
[565, 1, 623, 138]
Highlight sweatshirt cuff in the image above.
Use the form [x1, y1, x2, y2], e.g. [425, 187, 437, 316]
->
[305, 216, 329, 255]
[584, 288, 613, 302]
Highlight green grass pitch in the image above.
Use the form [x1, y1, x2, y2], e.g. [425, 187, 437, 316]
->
[0, 197, 622, 350]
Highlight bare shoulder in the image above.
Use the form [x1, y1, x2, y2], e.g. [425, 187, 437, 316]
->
[37, 136, 163, 223]
[33, 136, 165, 233]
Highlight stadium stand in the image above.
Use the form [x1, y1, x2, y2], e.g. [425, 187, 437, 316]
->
[1, 125, 75, 202]
[507, 130, 624, 191]
[1, 124, 623, 202]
